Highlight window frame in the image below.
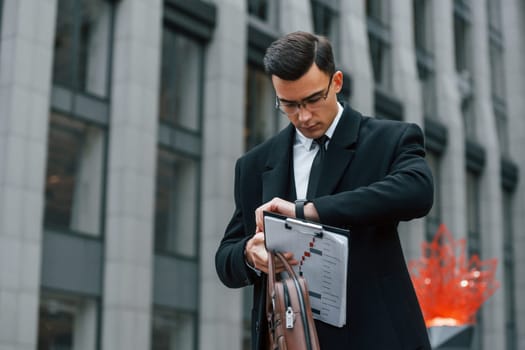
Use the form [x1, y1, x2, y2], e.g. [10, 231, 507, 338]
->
[453, 3, 476, 141]
[310, 0, 340, 58]
[152, 6, 216, 342]
[38, 291, 101, 350]
[425, 152, 442, 241]
[44, 111, 108, 238]
[465, 170, 481, 257]
[247, 0, 279, 28]
[0, 0, 3, 37]
[487, 0, 508, 156]
[487, 0, 502, 33]
[502, 191, 517, 350]
[151, 306, 198, 350]
[47, 0, 115, 237]
[155, 24, 205, 259]
[159, 27, 206, 132]
[413, 0, 437, 120]
[366, 0, 393, 93]
[52, 0, 114, 100]
[154, 147, 201, 259]
[244, 63, 280, 151]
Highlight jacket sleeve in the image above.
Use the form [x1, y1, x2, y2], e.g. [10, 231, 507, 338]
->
[215, 158, 260, 288]
[313, 122, 434, 228]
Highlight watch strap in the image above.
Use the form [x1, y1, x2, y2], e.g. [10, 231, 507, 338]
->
[295, 199, 310, 220]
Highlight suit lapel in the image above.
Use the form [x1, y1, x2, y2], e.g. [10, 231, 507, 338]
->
[316, 106, 361, 197]
[262, 124, 296, 203]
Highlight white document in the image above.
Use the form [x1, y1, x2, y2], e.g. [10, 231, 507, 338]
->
[263, 212, 350, 328]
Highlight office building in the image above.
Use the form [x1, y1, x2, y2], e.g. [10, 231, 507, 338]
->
[0, 0, 524, 349]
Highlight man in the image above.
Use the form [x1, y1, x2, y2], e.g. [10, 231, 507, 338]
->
[215, 31, 433, 350]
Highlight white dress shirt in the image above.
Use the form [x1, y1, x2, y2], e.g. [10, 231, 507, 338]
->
[293, 102, 344, 199]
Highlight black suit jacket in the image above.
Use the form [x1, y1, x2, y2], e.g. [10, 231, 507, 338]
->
[216, 106, 433, 350]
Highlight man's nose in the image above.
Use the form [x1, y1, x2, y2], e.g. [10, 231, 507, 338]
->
[297, 105, 312, 122]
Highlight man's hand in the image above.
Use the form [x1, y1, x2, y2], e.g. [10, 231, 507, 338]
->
[255, 197, 320, 231]
[255, 197, 295, 231]
[244, 230, 297, 274]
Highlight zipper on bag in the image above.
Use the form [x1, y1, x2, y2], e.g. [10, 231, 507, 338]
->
[283, 281, 294, 329]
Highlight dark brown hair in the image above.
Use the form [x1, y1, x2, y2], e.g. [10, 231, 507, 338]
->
[263, 31, 335, 81]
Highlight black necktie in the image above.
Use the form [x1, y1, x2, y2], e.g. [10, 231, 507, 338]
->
[307, 135, 329, 198]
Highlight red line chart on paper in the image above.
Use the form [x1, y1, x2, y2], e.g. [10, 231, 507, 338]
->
[264, 215, 349, 327]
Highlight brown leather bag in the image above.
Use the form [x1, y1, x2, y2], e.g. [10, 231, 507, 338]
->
[266, 251, 320, 350]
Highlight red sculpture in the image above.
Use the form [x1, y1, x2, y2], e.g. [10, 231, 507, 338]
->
[408, 224, 499, 327]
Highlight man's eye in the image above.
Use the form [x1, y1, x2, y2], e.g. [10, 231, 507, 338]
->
[305, 95, 323, 104]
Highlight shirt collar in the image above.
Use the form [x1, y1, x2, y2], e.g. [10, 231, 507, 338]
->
[295, 102, 344, 151]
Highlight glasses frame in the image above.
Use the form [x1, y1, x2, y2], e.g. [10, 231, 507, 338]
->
[275, 74, 334, 116]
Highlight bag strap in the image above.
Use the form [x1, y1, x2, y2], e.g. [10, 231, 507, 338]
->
[266, 250, 277, 344]
[267, 251, 314, 350]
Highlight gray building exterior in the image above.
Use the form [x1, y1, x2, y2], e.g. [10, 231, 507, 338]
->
[0, 0, 524, 349]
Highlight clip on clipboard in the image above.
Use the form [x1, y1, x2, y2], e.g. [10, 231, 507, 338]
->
[263, 211, 350, 328]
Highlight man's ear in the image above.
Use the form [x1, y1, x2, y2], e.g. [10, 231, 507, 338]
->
[333, 70, 344, 93]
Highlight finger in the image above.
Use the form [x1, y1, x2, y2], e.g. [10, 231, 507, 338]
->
[281, 252, 294, 260]
[255, 198, 281, 231]
[255, 210, 264, 232]
[256, 243, 269, 272]
[280, 252, 298, 265]
[255, 203, 270, 232]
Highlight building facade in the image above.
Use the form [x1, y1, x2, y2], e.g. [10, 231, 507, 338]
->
[0, 0, 524, 349]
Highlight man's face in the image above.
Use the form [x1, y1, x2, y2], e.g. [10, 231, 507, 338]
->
[272, 64, 343, 139]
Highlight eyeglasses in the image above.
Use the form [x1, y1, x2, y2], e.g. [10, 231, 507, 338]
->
[275, 74, 334, 116]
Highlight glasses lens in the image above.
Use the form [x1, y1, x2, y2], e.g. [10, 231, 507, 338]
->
[278, 102, 298, 115]
[304, 95, 325, 110]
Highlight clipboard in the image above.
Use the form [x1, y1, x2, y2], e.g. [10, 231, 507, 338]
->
[263, 211, 350, 327]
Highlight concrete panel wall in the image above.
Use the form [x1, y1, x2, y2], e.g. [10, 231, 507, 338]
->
[101, 0, 162, 349]
[0, 0, 56, 349]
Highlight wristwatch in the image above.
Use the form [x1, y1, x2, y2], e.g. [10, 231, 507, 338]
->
[295, 199, 311, 220]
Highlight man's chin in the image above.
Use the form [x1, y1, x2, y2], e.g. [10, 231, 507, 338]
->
[301, 129, 323, 140]
[300, 129, 323, 139]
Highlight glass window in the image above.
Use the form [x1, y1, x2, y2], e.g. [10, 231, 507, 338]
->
[247, 0, 268, 20]
[368, 35, 391, 89]
[466, 170, 483, 349]
[487, 0, 502, 32]
[159, 29, 203, 131]
[366, 0, 389, 24]
[244, 64, 279, 151]
[38, 293, 98, 350]
[454, 3, 475, 139]
[503, 191, 517, 350]
[44, 113, 105, 236]
[414, 0, 437, 119]
[489, 42, 506, 103]
[418, 67, 437, 119]
[461, 96, 476, 140]
[425, 152, 441, 240]
[413, 0, 433, 54]
[311, 0, 340, 53]
[494, 106, 509, 155]
[151, 308, 196, 350]
[366, 0, 392, 90]
[487, 0, 508, 155]
[247, 0, 278, 26]
[0, 0, 3, 38]
[154, 149, 199, 257]
[466, 171, 480, 256]
[453, 3, 471, 75]
[491, 42, 508, 154]
[53, 0, 111, 97]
